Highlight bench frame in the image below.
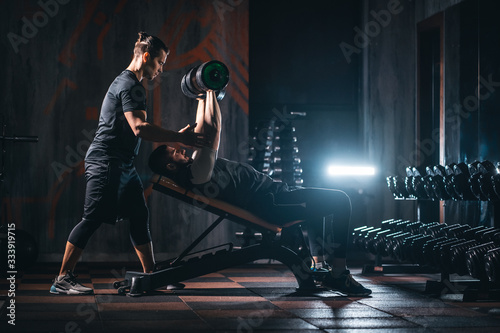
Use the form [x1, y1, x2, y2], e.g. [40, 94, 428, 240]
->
[114, 175, 328, 296]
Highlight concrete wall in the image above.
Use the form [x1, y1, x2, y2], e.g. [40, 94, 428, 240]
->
[1, 0, 249, 262]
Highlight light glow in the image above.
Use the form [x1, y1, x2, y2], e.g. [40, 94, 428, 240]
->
[328, 165, 376, 176]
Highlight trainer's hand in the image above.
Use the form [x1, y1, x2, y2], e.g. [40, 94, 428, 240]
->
[177, 124, 209, 148]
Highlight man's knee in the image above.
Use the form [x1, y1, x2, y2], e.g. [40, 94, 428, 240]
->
[67, 218, 102, 249]
[333, 190, 352, 210]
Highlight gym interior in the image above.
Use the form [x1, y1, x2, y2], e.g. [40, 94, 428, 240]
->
[2, 0, 500, 332]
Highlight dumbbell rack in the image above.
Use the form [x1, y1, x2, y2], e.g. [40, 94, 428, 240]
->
[425, 272, 500, 302]
[248, 114, 305, 186]
[358, 219, 439, 276]
[375, 161, 500, 300]
[387, 162, 500, 228]
[242, 115, 306, 247]
[362, 196, 428, 276]
[355, 218, 500, 301]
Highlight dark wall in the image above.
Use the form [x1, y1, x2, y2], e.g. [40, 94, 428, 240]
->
[360, 0, 419, 225]
[249, 0, 362, 188]
[250, 1, 360, 110]
[1, 0, 249, 262]
[443, 0, 500, 226]
[363, 0, 500, 227]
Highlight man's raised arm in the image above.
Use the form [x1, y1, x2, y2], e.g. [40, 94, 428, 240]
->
[192, 90, 221, 151]
[190, 91, 222, 184]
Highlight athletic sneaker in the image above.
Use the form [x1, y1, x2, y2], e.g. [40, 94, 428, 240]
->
[50, 271, 93, 295]
[310, 260, 331, 273]
[321, 270, 372, 296]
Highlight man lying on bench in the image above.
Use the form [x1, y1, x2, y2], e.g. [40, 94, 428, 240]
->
[148, 90, 372, 296]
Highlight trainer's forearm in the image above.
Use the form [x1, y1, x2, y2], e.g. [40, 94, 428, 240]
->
[135, 122, 182, 143]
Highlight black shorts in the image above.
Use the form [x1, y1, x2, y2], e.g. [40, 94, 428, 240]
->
[83, 159, 148, 225]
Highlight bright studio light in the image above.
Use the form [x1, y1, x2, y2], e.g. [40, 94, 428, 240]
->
[328, 165, 376, 176]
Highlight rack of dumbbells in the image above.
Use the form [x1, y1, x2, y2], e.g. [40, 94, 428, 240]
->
[267, 119, 303, 186]
[248, 119, 275, 180]
[387, 160, 500, 201]
[353, 219, 500, 300]
[357, 160, 500, 301]
[238, 115, 304, 246]
[248, 116, 304, 187]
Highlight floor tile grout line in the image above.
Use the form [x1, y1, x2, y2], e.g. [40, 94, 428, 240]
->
[175, 290, 216, 330]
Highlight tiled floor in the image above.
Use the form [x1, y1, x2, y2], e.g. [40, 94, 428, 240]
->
[2, 262, 500, 332]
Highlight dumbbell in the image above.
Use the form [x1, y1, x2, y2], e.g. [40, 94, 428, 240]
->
[420, 174, 439, 200]
[465, 241, 497, 280]
[466, 160, 500, 200]
[493, 173, 500, 199]
[477, 161, 500, 201]
[409, 166, 427, 178]
[461, 225, 489, 240]
[404, 221, 424, 234]
[445, 224, 471, 238]
[452, 162, 477, 200]
[485, 247, 500, 282]
[449, 239, 480, 275]
[378, 221, 430, 262]
[406, 234, 433, 264]
[443, 170, 462, 201]
[425, 237, 460, 268]
[434, 163, 463, 200]
[435, 238, 466, 271]
[369, 229, 397, 257]
[394, 234, 427, 262]
[394, 176, 412, 198]
[421, 222, 446, 237]
[181, 60, 229, 100]
[385, 231, 412, 260]
[380, 219, 403, 230]
[351, 226, 376, 250]
[405, 176, 418, 198]
[360, 228, 382, 252]
[427, 165, 451, 200]
[364, 228, 388, 255]
[419, 236, 448, 266]
[394, 220, 418, 233]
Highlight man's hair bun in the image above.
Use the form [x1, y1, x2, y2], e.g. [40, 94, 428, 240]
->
[133, 31, 169, 58]
[137, 31, 150, 43]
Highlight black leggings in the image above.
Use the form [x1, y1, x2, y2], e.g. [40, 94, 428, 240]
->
[254, 188, 351, 259]
[68, 160, 151, 249]
[305, 215, 335, 259]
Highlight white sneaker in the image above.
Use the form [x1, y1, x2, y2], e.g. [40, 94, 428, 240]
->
[50, 271, 93, 295]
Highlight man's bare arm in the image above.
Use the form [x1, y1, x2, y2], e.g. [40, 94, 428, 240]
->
[194, 98, 206, 134]
[203, 90, 221, 151]
[124, 110, 206, 147]
[189, 90, 222, 184]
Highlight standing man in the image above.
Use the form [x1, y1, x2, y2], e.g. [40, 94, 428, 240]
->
[51, 32, 205, 295]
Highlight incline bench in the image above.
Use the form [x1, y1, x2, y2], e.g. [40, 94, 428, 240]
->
[113, 174, 328, 296]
